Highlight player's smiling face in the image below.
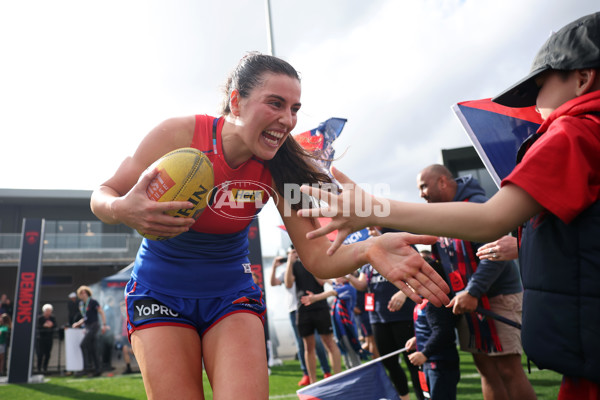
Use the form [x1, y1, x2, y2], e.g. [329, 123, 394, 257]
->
[237, 72, 301, 160]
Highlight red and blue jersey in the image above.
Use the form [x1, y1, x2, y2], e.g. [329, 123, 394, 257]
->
[131, 115, 274, 298]
[190, 115, 273, 234]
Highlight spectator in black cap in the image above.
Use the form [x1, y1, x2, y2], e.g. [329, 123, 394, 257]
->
[299, 12, 600, 399]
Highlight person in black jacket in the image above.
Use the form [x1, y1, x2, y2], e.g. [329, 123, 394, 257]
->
[37, 304, 56, 373]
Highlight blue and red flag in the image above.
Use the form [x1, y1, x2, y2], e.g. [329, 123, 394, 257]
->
[293, 117, 347, 172]
[452, 99, 542, 187]
[290, 117, 370, 245]
[296, 351, 401, 400]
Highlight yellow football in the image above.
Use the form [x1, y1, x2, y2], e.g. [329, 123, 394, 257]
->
[139, 147, 214, 241]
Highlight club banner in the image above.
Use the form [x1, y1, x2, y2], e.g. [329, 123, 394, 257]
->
[296, 348, 404, 400]
[9, 218, 45, 383]
[452, 99, 542, 187]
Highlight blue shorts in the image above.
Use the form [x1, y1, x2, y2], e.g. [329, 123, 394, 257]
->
[125, 279, 265, 339]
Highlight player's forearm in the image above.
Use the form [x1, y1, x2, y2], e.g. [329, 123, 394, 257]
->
[301, 238, 372, 279]
[310, 290, 337, 303]
[90, 186, 122, 225]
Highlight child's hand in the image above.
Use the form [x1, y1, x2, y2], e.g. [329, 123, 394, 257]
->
[408, 351, 427, 367]
[297, 167, 376, 255]
[300, 290, 315, 306]
[447, 291, 478, 314]
[405, 336, 417, 351]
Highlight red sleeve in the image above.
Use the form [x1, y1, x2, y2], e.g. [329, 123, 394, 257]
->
[502, 116, 600, 223]
[191, 114, 213, 150]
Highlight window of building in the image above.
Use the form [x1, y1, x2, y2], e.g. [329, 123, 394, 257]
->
[44, 220, 103, 249]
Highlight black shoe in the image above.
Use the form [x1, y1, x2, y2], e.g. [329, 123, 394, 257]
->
[89, 371, 102, 377]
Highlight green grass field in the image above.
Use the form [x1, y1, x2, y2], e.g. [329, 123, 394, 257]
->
[0, 352, 561, 399]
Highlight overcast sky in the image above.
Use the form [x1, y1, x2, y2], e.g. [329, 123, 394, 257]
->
[1, 0, 598, 254]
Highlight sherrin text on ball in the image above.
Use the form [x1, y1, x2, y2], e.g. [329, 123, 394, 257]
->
[140, 147, 214, 240]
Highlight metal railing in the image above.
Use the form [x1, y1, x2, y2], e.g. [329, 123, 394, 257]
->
[0, 233, 142, 252]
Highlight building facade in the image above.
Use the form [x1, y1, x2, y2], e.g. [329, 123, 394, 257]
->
[0, 188, 141, 326]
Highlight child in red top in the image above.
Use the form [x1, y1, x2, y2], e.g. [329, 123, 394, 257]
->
[300, 12, 600, 399]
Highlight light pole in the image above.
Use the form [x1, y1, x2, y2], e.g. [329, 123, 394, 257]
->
[264, 0, 275, 56]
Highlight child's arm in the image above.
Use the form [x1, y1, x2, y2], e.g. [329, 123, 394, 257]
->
[301, 289, 337, 306]
[346, 271, 368, 292]
[299, 168, 542, 253]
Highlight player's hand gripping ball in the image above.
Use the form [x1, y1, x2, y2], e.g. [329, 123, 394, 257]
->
[140, 147, 214, 240]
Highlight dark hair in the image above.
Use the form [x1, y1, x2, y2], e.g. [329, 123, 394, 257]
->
[268, 137, 333, 209]
[0, 313, 11, 327]
[219, 52, 300, 115]
[220, 52, 333, 209]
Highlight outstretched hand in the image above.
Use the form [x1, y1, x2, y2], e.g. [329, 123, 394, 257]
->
[298, 167, 381, 255]
[113, 168, 196, 238]
[367, 233, 450, 307]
